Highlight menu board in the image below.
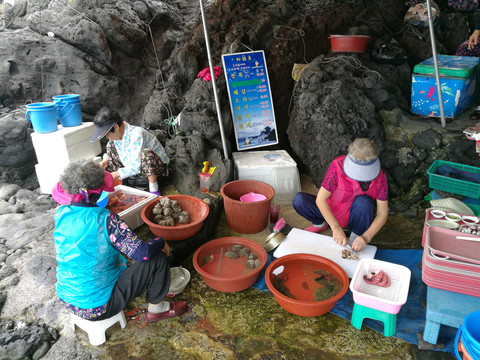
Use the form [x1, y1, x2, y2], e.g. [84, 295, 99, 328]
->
[222, 51, 278, 150]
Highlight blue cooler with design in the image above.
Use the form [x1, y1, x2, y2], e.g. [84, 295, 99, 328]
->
[411, 55, 478, 118]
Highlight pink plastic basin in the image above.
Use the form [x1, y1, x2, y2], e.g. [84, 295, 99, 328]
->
[240, 192, 267, 202]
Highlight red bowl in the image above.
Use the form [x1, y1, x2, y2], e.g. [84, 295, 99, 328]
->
[193, 237, 267, 292]
[329, 35, 371, 53]
[141, 195, 209, 241]
[265, 253, 349, 317]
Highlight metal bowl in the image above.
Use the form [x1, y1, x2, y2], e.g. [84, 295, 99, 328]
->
[167, 267, 191, 296]
[264, 231, 286, 251]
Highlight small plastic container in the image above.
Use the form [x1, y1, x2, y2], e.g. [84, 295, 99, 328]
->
[350, 258, 411, 314]
[199, 172, 212, 193]
[430, 209, 446, 219]
[107, 185, 157, 230]
[462, 215, 479, 225]
[269, 203, 280, 224]
[445, 212, 461, 222]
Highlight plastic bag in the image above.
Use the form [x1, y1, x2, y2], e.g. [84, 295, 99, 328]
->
[370, 37, 408, 65]
[447, 0, 478, 11]
[404, 2, 439, 27]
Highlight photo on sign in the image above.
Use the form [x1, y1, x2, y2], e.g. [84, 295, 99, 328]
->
[222, 50, 278, 150]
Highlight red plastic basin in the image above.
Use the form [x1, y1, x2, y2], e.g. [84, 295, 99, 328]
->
[265, 253, 349, 317]
[329, 35, 371, 53]
[141, 195, 209, 241]
[193, 237, 267, 292]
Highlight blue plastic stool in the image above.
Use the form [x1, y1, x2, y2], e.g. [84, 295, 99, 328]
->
[351, 303, 397, 337]
[423, 286, 480, 345]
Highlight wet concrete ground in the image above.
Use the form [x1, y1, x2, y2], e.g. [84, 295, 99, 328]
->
[83, 173, 457, 360]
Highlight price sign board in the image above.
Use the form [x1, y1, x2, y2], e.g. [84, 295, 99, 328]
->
[222, 50, 278, 150]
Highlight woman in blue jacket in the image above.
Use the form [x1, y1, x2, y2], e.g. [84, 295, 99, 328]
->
[52, 160, 187, 323]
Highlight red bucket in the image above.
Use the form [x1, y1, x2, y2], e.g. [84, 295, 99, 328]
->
[329, 35, 371, 53]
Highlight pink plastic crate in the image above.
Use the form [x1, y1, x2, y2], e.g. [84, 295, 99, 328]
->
[422, 250, 480, 297]
[422, 225, 480, 297]
[350, 258, 411, 314]
[426, 225, 480, 265]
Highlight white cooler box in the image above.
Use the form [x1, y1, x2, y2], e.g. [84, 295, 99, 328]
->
[36, 156, 102, 194]
[232, 150, 301, 205]
[31, 122, 101, 167]
[107, 185, 158, 230]
[36, 162, 67, 194]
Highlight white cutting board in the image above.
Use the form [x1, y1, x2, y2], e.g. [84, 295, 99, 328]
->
[273, 228, 377, 278]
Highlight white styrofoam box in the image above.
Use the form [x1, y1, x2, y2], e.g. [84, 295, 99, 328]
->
[31, 122, 101, 167]
[232, 150, 301, 205]
[349, 258, 411, 314]
[35, 156, 108, 194]
[36, 162, 66, 194]
[107, 185, 158, 230]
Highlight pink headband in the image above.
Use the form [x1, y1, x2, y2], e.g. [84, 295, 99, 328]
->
[51, 171, 115, 205]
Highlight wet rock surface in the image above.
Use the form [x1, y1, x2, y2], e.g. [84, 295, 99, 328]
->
[1, 0, 479, 203]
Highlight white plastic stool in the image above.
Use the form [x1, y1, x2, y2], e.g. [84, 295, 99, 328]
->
[71, 311, 127, 346]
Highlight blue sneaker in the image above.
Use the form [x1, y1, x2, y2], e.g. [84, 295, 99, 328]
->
[150, 191, 161, 196]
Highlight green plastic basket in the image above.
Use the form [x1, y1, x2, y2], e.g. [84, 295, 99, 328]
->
[427, 160, 480, 199]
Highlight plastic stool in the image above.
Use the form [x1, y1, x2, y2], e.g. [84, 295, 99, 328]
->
[71, 311, 127, 346]
[423, 287, 480, 345]
[351, 303, 397, 337]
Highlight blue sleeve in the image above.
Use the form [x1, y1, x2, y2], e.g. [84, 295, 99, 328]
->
[476, 18, 480, 30]
[106, 213, 165, 262]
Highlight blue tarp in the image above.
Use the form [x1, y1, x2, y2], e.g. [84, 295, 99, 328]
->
[253, 249, 457, 355]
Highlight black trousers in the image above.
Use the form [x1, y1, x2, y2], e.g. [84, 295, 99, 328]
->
[94, 252, 170, 320]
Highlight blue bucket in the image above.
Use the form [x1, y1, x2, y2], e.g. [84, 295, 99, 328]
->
[25, 102, 58, 133]
[455, 311, 480, 360]
[52, 94, 82, 127]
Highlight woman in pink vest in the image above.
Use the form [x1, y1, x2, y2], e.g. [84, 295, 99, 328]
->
[292, 138, 388, 252]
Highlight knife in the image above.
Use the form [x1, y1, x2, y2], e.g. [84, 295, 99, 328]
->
[344, 243, 360, 257]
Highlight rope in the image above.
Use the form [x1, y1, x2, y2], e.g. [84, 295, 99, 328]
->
[57, 5, 149, 53]
[163, 116, 178, 137]
[288, 55, 386, 114]
[273, 2, 311, 64]
[2, 2, 5, 31]
[147, 23, 174, 121]
[39, 3, 45, 102]
[50, 3, 179, 131]
[369, 0, 424, 40]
